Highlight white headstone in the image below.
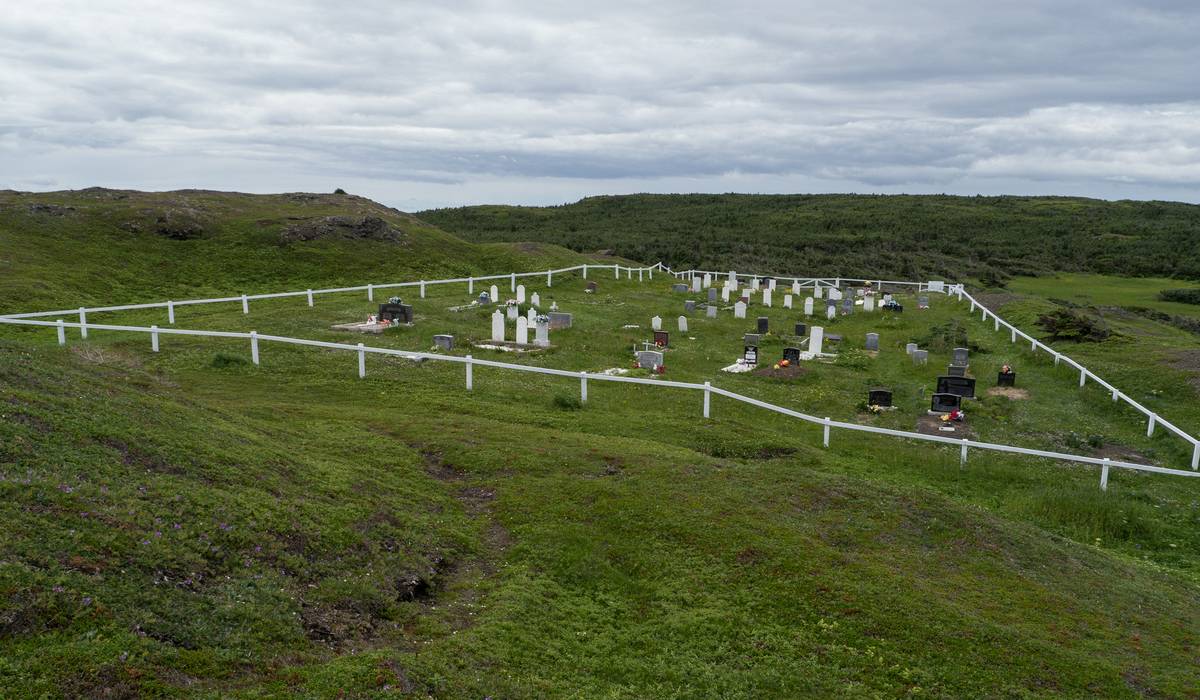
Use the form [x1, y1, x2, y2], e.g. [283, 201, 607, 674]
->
[652, 315, 662, 330]
[516, 316, 529, 344]
[722, 286, 731, 302]
[863, 296, 875, 312]
[768, 279, 777, 290]
[814, 287, 824, 299]
[734, 301, 747, 319]
[535, 318, 550, 347]
[678, 315, 688, 332]
[703, 273, 712, 288]
[804, 297, 814, 316]
[692, 277, 701, 292]
[728, 270, 737, 284]
[489, 285, 499, 303]
[491, 311, 505, 342]
[530, 292, 540, 307]
[783, 294, 793, 309]
[762, 288, 773, 307]
[809, 326, 825, 355]
[506, 303, 518, 320]
[826, 305, 836, 320]
[516, 284, 526, 303]
[751, 277, 760, 290]
[528, 308, 537, 324]
[791, 281, 801, 295]
[829, 288, 843, 301]
[928, 281, 945, 293]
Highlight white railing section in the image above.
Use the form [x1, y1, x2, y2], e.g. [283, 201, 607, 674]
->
[3, 260, 1197, 479]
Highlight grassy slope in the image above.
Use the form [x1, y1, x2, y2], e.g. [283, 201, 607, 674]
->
[3, 191, 1200, 697]
[417, 193, 1200, 283]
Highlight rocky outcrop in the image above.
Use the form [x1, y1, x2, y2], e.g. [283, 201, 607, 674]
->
[279, 215, 406, 243]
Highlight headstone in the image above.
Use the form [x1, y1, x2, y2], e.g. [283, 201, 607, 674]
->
[547, 312, 573, 329]
[918, 296, 930, 309]
[912, 349, 928, 365]
[863, 296, 875, 312]
[378, 302, 413, 324]
[744, 345, 759, 364]
[931, 393, 960, 413]
[516, 284, 526, 303]
[841, 298, 853, 315]
[768, 278, 777, 291]
[708, 287, 718, 302]
[586, 281, 598, 293]
[722, 287, 731, 303]
[527, 308, 537, 324]
[489, 285, 499, 303]
[804, 297, 814, 316]
[829, 288, 843, 301]
[692, 277, 702, 293]
[814, 287, 824, 299]
[654, 330, 669, 347]
[998, 370, 1016, 387]
[706, 305, 717, 318]
[856, 287, 865, 297]
[883, 293, 893, 303]
[651, 315, 662, 330]
[684, 300, 696, 313]
[825, 305, 836, 320]
[757, 317, 769, 334]
[952, 347, 969, 366]
[794, 322, 806, 336]
[672, 283, 688, 293]
[728, 270, 737, 284]
[534, 317, 550, 347]
[868, 388, 892, 407]
[531, 292, 541, 307]
[928, 281, 945, 293]
[865, 333, 879, 351]
[433, 334, 454, 351]
[478, 291, 491, 304]
[809, 326, 825, 354]
[751, 277, 760, 290]
[791, 281, 801, 295]
[515, 317, 529, 345]
[783, 294, 792, 309]
[506, 302, 518, 320]
[678, 316, 688, 332]
[638, 350, 664, 370]
[936, 376, 976, 399]
[905, 343, 917, 355]
[491, 311, 504, 342]
[783, 347, 800, 364]
[703, 273, 712, 288]
[734, 301, 747, 319]
[947, 364, 967, 377]
[744, 333, 761, 346]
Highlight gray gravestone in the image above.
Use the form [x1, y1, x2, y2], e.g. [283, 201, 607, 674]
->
[433, 334, 454, 351]
[706, 305, 717, 318]
[905, 342, 918, 355]
[515, 317, 529, 345]
[678, 315, 688, 332]
[673, 284, 688, 293]
[931, 393, 960, 413]
[804, 297, 814, 316]
[684, 300, 696, 313]
[744, 333, 761, 345]
[825, 305, 836, 320]
[912, 349, 928, 365]
[638, 350, 664, 370]
[952, 347, 969, 366]
[841, 298, 853, 315]
[535, 316, 550, 346]
[947, 364, 966, 377]
[547, 312, 573, 329]
[708, 288, 718, 302]
[865, 333, 879, 351]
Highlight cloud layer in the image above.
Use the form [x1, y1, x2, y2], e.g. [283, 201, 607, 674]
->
[2, 0, 1198, 208]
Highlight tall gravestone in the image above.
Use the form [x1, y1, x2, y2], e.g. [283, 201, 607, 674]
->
[863, 296, 875, 312]
[692, 277, 702, 292]
[809, 326, 825, 354]
[491, 311, 505, 342]
[531, 292, 540, 307]
[804, 297, 814, 316]
[826, 305, 836, 320]
[722, 287, 731, 303]
[791, 281, 801, 295]
[703, 273, 712, 288]
[516, 317, 529, 344]
[762, 288, 773, 307]
[516, 284, 526, 303]
[768, 278, 777, 290]
[757, 317, 769, 334]
[814, 287, 824, 299]
[651, 315, 662, 330]
[506, 302, 518, 320]
[783, 295, 792, 309]
[708, 287, 718, 302]
[489, 285, 500, 304]
[678, 316, 688, 332]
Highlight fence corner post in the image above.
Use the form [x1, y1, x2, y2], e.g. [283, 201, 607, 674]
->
[547, 270, 552, 287]
[420, 280, 426, 298]
[580, 371, 588, 403]
[357, 342, 365, 378]
[250, 330, 259, 365]
[468, 277, 474, 295]
[56, 319, 66, 345]
[823, 417, 831, 447]
[1192, 442, 1199, 471]
[583, 264, 588, 279]
[167, 300, 175, 324]
[465, 354, 473, 390]
[1100, 458, 1110, 491]
[703, 381, 712, 418]
[510, 272, 516, 291]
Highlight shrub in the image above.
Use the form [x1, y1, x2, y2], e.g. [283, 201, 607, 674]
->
[1158, 288, 1200, 305]
[210, 352, 249, 368]
[1036, 309, 1111, 342]
[552, 394, 582, 411]
[333, 188, 347, 195]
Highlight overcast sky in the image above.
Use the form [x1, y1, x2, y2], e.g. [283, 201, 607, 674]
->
[2, 1, 1198, 210]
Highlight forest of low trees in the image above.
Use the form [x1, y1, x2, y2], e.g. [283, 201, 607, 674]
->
[418, 194, 1200, 283]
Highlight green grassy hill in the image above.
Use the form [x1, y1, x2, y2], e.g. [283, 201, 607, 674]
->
[417, 193, 1200, 283]
[3, 190, 1200, 697]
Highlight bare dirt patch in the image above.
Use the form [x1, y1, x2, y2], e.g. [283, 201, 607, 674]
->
[752, 364, 808, 379]
[916, 414, 973, 438]
[973, 291, 1021, 311]
[1092, 443, 1155, 465]
[986, 386, 1030, 400]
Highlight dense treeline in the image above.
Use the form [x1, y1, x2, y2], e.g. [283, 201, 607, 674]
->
[418, 194, 1200, 282]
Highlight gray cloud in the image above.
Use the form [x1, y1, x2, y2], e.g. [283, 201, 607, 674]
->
[1, 0, 1198, 207]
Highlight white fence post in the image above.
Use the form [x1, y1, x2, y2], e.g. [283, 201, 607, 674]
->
[703, 381, 711, 418]
[56, 319, 65, 345]
[638, 268, 643, 282]
[1100, 458, 1110, 491]
[1054, 353, 1060, 366]
[614, 264, 619, 279]
[357, 343, 365, 378]
[420, 281, 426, 298]
[368, 283, 374, 301]
[78, 308, 87, 339]
[150, 325, 159, 352]
[465, 354, 473, 390]
[242, 294, 249, 314]
[648, 267, 653, 280]
[583, 265, 588, 279]
[167, 300, 175, 324]
[993, 317, 999, 332]
[1079, 370, 1086, 387]
[580, 371, 588, 402]
[511, 273, 516, 292]
[547, 270, 553, 287]
[970, 300, 975, 313]
[468, 277, 474, 295]
[823, 417, 831, 447]
[250, 331, 259, 365]
[1010, 328, 1016, 343]
[960, 439, 968, 466]
[1192, 442, 1199, 470]
[1147, 414, 1156, 437]
[306, 289, 314, 307]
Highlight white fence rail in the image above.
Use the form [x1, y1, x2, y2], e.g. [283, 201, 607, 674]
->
[2, 261, 1197, 481]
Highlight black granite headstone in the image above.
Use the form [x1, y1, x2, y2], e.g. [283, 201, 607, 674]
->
[997, 371, 1016, 387]
[744, 345, 758, 365]
[379, 302, 413, 324]
[756, 317, 769, 334]
[868, 388, 893, 407]
[936, 375, 976, 399]
[794, 322, 807, 337]
[783, 347, 800, 364]
[930, 392, 961, 413]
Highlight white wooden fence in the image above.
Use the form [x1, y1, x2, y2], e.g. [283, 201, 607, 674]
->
[2, 261, 1197, 487]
